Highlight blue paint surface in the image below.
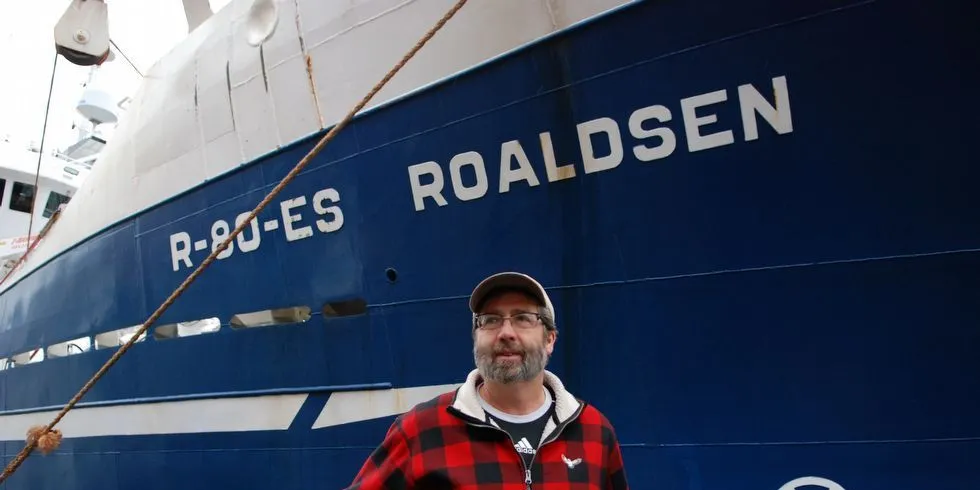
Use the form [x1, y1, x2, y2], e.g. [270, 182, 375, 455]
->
[2, 0, 979, 488]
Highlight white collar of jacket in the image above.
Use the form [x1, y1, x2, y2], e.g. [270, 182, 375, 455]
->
[451, 368, 583, 425]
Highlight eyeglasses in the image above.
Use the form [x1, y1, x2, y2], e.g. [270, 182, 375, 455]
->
[475, 312, 542, 330]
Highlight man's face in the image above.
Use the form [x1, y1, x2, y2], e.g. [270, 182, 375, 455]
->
[473, 290, 556, 384]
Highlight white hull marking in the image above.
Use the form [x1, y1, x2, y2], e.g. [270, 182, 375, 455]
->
[0, 394, 307, 441]
[312, 383, 461, 429]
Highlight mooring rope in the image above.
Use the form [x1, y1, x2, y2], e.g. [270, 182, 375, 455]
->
[0, 0, 470, 482]
[0, 208, 61, 288]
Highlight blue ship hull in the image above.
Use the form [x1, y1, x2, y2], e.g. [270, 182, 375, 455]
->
[2, 0, 978, 488]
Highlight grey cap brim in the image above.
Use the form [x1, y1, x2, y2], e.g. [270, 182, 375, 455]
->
[468, 272, 555, 322]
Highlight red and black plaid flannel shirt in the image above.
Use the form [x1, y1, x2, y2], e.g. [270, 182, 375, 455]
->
[346, 369, 629, 489]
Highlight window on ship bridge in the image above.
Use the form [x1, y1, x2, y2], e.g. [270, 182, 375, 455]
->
[9, 182, 35, 214]
[43, 191, 70, 218]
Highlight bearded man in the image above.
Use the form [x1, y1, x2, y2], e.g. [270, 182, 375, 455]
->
[346, 271, 629, 489]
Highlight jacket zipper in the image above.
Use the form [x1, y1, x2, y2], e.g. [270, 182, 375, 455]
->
[498, 427, 533, 490]
[447, 404, 585, 490]
[520, 404, 584, 489]
[461, 418, 534, 489]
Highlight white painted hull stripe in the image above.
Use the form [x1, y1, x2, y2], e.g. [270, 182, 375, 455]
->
[0, 394, 308, 441]
[0, 384, 459, 441]
[311, 383, 460, 430]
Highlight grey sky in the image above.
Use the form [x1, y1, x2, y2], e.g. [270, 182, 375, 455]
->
[0, 0, 232, 153]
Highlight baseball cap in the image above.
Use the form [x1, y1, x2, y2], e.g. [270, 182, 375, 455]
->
[468, 272, 556, 324]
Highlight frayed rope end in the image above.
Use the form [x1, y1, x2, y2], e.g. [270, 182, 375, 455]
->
[26, 426, 63, 455]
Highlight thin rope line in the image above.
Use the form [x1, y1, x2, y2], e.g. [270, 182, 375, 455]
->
[109, 39, 143, 77]
[25, 53, 58, 254]
[0, 53, 62, 288]
[0, 0, 470, 483]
